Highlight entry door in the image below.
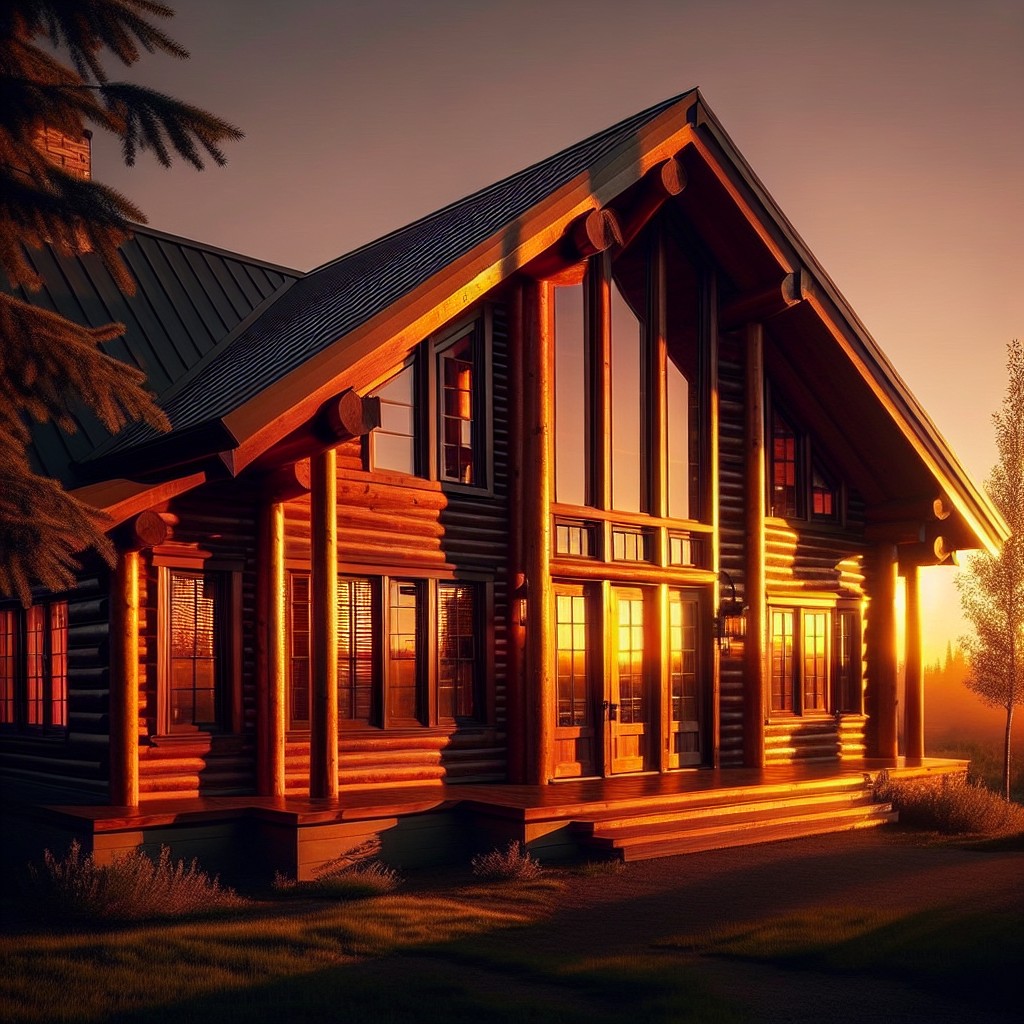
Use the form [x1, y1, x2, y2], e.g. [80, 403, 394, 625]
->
[608, 587, 652, 774]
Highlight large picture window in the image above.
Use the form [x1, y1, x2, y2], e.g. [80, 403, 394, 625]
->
[287, 574, 485, 730]
[0, 600, 67, 733]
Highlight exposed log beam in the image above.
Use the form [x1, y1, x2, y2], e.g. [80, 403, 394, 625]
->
[110, 510, 168, 551]
[719, 271, 803, 331]
[865, 496, 951, 523]
[904, 566, 924, 761]
[109, 549, 140, 807]
[523, 207, 623, 280]
[253, 390, 381, 471]
[260, 459, 311, 503]
[898, 535, 958, 569]
[614, 158, 687, 251]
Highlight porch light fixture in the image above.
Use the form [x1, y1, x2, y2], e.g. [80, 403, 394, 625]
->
[716, 570, 745, 655]
[512, 573, 529, 627]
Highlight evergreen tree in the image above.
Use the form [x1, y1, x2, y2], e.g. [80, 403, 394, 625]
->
[0, 1, 241, 603]
[957, 339, 1024, 800]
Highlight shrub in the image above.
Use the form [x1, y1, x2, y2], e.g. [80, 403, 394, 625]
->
[272, 837, 401, 899]
[28, 840, 245, 922]
[874, 771, 1024, 835]
[471, 841, 544, 882]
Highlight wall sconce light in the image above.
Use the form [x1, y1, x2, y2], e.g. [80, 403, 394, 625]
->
[512, 573, 529, 627]
[716, 569, 745, 655]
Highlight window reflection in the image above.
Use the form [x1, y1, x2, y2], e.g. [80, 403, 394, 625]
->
[610, 279, 642, 513]
[554, 283, 587, 505]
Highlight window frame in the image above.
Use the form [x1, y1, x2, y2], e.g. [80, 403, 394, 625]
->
[156, 563, 240, 738]
[285, 571, 491, 732]
[768, 603, 835, 717]
[0, 599, 68, 736]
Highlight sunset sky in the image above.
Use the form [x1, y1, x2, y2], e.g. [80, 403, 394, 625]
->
[94, 0, 1023, 661]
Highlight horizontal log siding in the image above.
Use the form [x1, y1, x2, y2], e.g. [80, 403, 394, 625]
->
[717, 340, 746, 765]
[0, 574, 110, 802]
[282, 306, 510, 790]
[138, 482, 259, 801]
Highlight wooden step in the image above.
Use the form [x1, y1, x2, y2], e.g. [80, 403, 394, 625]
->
[583, 802, 897, 862]
[576, 787, 875, 833]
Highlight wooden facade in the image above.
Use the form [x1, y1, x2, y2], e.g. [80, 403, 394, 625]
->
[1, 91, 1008, 867]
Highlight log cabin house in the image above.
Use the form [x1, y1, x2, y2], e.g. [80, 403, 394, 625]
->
[1, 91, 1009, 875]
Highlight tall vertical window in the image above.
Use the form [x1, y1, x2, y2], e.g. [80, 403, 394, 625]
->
[802, 611, 828, 712]
[338, 578, 374, 723]
[0, 609, 14, 725]
[554, 282, 588, 506]
[771, 607, 833, 715]
[811, 463, 838, 519]
[666, 354, 698, 519]
[373, 364, 417, 474]
[834, 610, 861, 713]
[288, 574, 311, 727]
[616, 593, 645, 724]
[770, 609, 795, 713]
[438, 330, 476, 484]
[0, 602, 67, 732]
[168, 572, 220, 732]
[556, 593, 589, 727]
[438, 583, 478, 720]
[669, 592, 700, 760]
[388, 580, 421, 725]
[610, 277, 643, 513]
[771, 411, 799, 518]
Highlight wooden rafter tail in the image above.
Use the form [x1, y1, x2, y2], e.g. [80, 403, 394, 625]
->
[523, 207, 623, 281]
[110, 510, 169, 551]
[614, 157, 688, 252]
[259, 458, 311, 502]
[719, 270, 803, 331]
[251, 389, 381, 471]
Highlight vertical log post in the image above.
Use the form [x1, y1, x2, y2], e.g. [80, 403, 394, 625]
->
[523, 278, 555, 785]
[867, 543, 900, 760]
[256, 501, 287, 797]
[309, 448, 339, 799]
[743, 323, 767, 768]
[904, 565, 924, 761]
[506, 282, 527, 783]
[109, 549, 140, 807]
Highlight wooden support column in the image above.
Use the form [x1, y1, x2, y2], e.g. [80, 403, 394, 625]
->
[109, 548, 140, 807]
[904, 565, 924, 761]
[257, 461, 310, 798]
[522, 278, 555, 785]
[743, 323, 767, 768]
[108, 511, 167, 807]
[506, 281, 527, 783]
[866, 543, 900, 760]
[309, 448, 339, 799]
[256, 501, 287, 797]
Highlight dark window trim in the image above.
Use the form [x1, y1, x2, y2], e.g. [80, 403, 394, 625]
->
[0, 599, 69, 736]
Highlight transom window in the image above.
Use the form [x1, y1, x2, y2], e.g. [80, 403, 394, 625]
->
[0, 600, 67, 733]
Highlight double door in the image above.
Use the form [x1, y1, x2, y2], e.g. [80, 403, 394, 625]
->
[552, 583, 705, 779]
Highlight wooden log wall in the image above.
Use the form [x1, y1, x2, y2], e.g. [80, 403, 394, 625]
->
[718, 334, 870, 767]
[0, 574, 110, 802]
[281, 304, 510, 789]
[137, 481, 259, 801]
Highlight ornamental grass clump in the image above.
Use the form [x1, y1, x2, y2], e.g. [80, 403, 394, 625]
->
[28, 840, 244, 922]
[874, 771, 1024, 836]
[272, 837, 402, 899]
[471, 841, 544, 882]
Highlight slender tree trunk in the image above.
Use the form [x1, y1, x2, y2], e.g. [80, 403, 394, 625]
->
[1003, 703, 1013, 801]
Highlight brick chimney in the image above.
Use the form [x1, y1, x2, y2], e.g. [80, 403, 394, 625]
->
[33, 126, 92, 180]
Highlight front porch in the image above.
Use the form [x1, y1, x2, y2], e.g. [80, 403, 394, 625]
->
[3, 758, 967, 882]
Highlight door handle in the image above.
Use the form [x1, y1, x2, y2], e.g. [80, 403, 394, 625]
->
[603, 700, 619, 721]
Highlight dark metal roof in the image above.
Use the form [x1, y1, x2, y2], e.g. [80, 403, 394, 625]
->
[91, 90, 697, 461]
[5, 227, 299, 486]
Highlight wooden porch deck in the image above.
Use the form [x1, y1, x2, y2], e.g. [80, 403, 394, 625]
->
[8, 757, 967, 879]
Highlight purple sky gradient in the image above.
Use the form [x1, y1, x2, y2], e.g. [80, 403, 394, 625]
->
[93, 0, 1023, 658]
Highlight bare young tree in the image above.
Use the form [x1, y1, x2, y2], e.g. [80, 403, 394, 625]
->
[1, 1, 242, 604]
[957, 339, 1024, 800]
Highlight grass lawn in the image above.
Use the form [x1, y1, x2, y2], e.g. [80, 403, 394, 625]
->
[2, 831, 1021, 1024]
